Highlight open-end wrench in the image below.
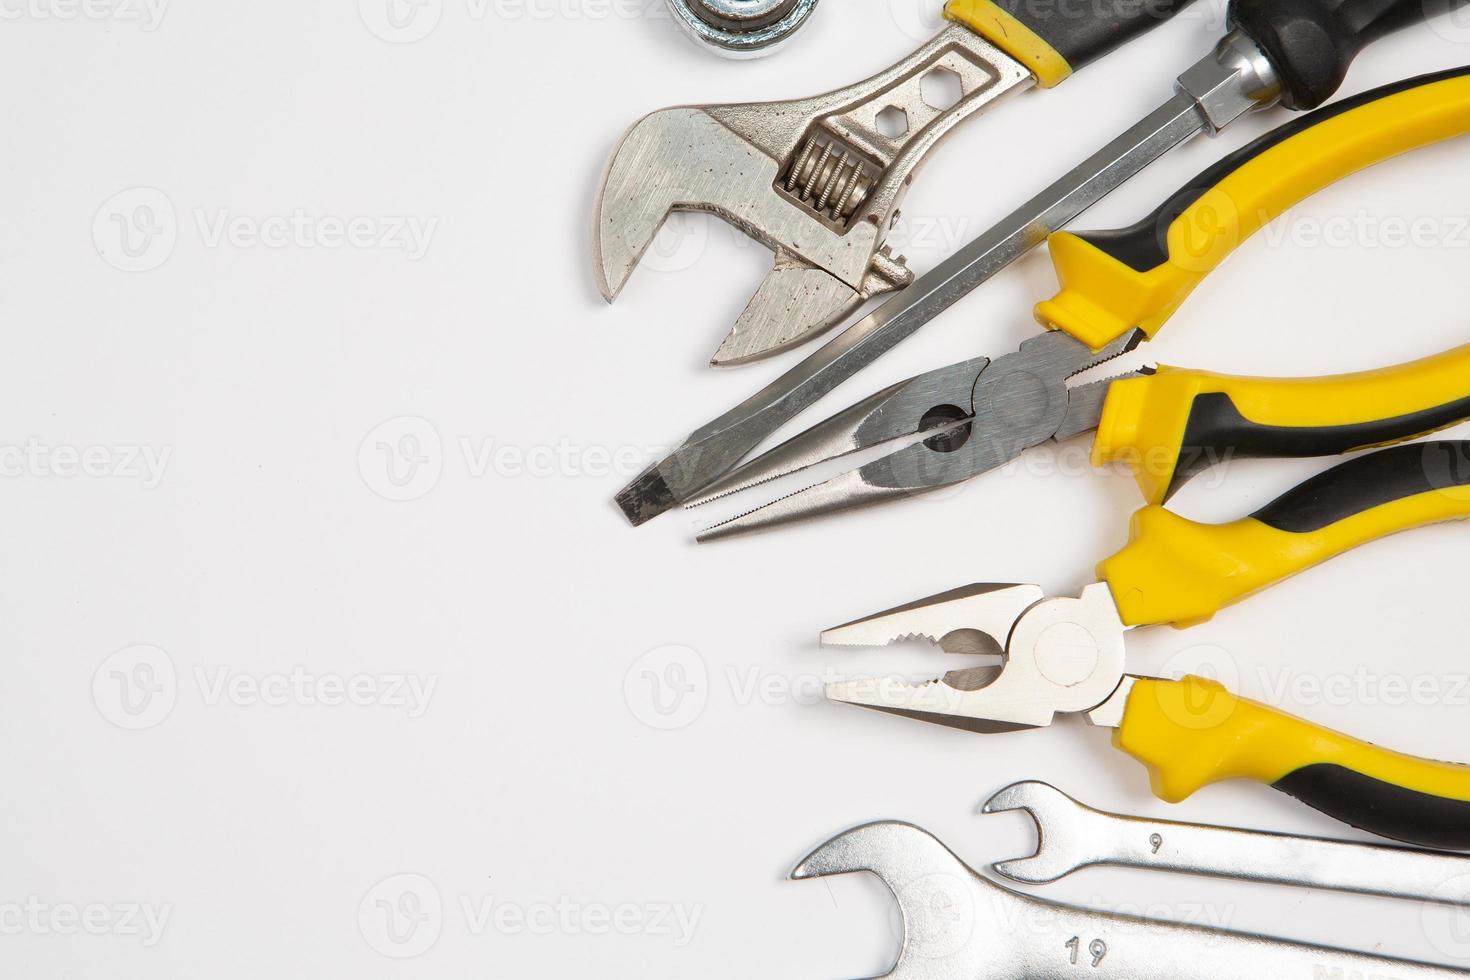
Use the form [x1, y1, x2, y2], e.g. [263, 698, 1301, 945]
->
[794, 821, 1470, 980]
[985, 781, 1470, 904]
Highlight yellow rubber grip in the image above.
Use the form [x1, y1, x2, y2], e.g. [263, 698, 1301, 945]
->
[1115, 676, 1470, 846]
[1034, 71, 1470, 349]
[1099, 442, 1470, 628]
[1093, 342, 1470, 505]
[944, 0, 1071, 87]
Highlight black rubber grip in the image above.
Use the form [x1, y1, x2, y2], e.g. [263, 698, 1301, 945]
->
[1230, 0, 1461, 110]
[1162, 392, 1470, 501]
[1275, 764, 1470, 848]
[993, 0, 1196, 70]
[1250, 440, 1470, 534]
[1072, 66, 1470, 272]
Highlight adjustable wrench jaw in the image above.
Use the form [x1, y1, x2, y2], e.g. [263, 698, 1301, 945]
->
[593, 22, 1034, 365]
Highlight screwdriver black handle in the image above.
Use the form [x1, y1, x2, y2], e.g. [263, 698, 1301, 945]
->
[1231, 0, 1459, 109]
[945, 0, 1197, 86]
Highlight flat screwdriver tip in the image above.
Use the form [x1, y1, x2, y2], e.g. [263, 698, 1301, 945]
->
[614, 467, 678, 527]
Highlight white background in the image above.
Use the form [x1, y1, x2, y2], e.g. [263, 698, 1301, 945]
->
[3, 0, 1470, 975]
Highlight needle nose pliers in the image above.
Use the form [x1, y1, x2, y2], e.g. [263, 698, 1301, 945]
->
[695, 67, 1470, 540]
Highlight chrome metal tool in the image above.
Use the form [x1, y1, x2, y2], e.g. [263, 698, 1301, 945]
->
[794, 821, 1470, 980]
[598, 0, 1197, 367]
[614, 0, 1460, 526]
[823, 442, 1470, 848]
[986, 780, 1470, 904]
[664, 0, 820, 58]
[691, 67, 1470, 539]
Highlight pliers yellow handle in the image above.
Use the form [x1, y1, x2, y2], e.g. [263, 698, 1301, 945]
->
[1038, 67, 1470, 348]
[1115, 675, 1470, 849]
[1047, 65, 1470, 504]
[1103, 441, 1470, 627]
[696, 67, 1470, 541]
[1095, 343, 1470, 505]
[827, 442, 1470, 845]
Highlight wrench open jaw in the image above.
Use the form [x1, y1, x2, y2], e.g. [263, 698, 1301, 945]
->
[592, 23, 1034, 366]
[792, 821, 1470, 980]
[982, 780, 1470, 904]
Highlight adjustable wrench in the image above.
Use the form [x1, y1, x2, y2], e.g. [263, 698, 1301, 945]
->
[596, 0, 1195, 367]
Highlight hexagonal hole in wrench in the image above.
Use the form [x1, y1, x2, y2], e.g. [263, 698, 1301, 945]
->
[921, 67, 963, 110]
[875, 105, 910, 139]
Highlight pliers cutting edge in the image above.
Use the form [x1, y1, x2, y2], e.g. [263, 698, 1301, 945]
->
[693, 67, 1470, 541]
[822, 440, 1470, 848]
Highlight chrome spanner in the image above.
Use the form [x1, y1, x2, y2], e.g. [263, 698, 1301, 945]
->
[986, 781, 1470, 905]
[796, 821, 1470, 980]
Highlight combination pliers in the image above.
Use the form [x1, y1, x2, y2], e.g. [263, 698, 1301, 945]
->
[823, 439, 1470, 848]
[693, 67, 1470, 540]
